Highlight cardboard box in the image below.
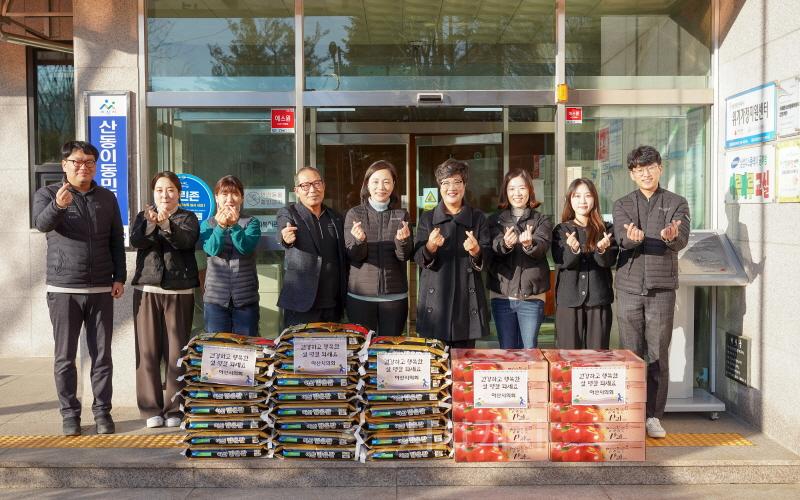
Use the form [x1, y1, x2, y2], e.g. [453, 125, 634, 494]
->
[451, 349, 548, 382]
[549, 403, 646, 423]
[454, 422, 549, 444]
[549, 422, 645, 443]
[455, 442, 549, 462]
[550, 442, 645, 462]
[453, 381, 549, 404]
[453, 402, 549, 423]
[543, 349, 646, 383]
[549, 381, 647, 404]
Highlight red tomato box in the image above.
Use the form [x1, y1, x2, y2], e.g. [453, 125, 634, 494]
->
[451, 349, 548, 383]
[550, 442, 645, 462]
[455, 442, 549, 462]
[454, 422, 549, 444]
[543, 349, 646, 384]
[453, 402, 549, 423]
[549, 380, 647, 404]
[549, 403, 646, 423]
[452, 381, 549, 404]
[549, 422, 645, 443]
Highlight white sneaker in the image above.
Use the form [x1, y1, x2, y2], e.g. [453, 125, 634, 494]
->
[646, 417, 666, 438]
[146, 416, 164, 428]
[165, 417, 182, 428]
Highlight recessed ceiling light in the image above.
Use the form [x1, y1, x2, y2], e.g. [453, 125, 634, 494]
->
[464, 107, 502, 112]
[316, 107, 356, 112]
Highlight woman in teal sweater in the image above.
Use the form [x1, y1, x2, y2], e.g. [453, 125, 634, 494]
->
[199, 175, 261, 336]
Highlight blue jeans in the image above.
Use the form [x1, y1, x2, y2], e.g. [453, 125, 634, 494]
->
[204, 302, 260, 337]
[491, 298, 545, 349]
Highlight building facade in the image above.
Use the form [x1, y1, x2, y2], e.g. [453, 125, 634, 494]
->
[0, 0, 797, 453]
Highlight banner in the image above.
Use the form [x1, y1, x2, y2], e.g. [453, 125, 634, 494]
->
[725, 83, 777, 148]
[724, 145, 775, 204]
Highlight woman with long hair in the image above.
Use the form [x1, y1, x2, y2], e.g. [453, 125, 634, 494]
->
[344, 160, 413, 335]
[552, 178, 618, 349]
[199, 175, 261, 336]
[130, 171, 199, 428]
[487, 169, 553, 348]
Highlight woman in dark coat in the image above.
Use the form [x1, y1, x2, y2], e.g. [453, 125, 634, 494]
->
[130, 171, 199, 429]
[487, 168, 553, 349]
[344, 160, 413, 335]
[413, 159, 491, 348]
[552, 178, 618, 349]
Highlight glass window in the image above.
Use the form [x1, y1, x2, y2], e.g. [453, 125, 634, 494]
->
[566, 0, 711, 89]
[565, 105, 708, 228]
[147, 1, 295, 91]
[33, 50, 75, 164]
[304, 0, 555, 91]
[149, 108, 296, 337]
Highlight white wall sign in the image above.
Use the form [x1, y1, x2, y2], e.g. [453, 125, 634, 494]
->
[776, 139, 800, 202]
[726, 82, 777, 148]
[571, 366, 627, 405]
[376, 351, 431, 391]
[293, 337, 348, 375]
[473, 370, 528, 408]
[200, 345, 258, 386]
[778, 77, 800, 138]
[724, 145, 775, 203]
[254, 215, 278, 234]
[244, 188, 285, 209]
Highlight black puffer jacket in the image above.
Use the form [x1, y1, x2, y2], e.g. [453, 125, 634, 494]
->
[129, 208, 200, 290]
[33, 180, 126, 287]
[487, 208, 553, 298]
[344, 203, 413, 296]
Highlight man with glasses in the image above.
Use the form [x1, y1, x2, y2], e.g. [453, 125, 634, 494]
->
[277, 167, 346, 328]
[613, 145, 690, 439]
[32, 141, 126, 436]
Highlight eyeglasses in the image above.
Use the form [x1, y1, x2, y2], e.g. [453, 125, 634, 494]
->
[440, 179, 464, 189]
[65, 159, 97, 169]
[631, 165, 661, 176]
[296, 180, 324, 192]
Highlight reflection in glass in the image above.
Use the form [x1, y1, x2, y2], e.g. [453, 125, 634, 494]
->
[34, 50, 75, 165]
[566, 0, 711, 89]
[565, 106, 708, 228]
[305, 0, 554, 91]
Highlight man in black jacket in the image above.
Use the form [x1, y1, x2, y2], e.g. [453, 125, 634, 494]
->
[276, 167, 346, 328]
[32, 141, 127, 436]
[613, 145, 690, 440]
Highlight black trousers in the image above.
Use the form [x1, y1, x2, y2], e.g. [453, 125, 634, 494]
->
[345, 295, 408, 336]
[283, 306, 341, 330]
[555, 304, 613, 350]
[46, 292, 114, 419]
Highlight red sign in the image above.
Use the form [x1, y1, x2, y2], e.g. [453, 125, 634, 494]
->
[566, 107, 583, 124]
[271, 108, 295, 133]
[597, 127, 609, 161]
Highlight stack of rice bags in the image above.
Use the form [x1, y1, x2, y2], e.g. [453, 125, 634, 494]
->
[267, 323, 369, 460]
[359, 336, 453, 461]
[176, 333, 274, 459]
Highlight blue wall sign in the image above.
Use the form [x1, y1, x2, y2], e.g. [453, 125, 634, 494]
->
[177, 173, 215, 222]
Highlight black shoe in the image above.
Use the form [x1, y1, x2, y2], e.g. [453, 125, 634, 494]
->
[63, 417, 81, 436]
[95, 415, 115, 434]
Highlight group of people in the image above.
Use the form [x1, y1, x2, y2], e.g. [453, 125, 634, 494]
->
[34, 141, 688, 440]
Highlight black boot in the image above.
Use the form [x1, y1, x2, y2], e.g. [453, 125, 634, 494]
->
[62, 417, 81, 436]
[95, 414, 115, 434]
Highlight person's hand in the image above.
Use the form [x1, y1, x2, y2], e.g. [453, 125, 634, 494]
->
[624, 223, 645, 243]
[55, 183, 73, 209]
[597, 231, 613, 252]
[519, 224, 534, 250]
[281, 222, 297, 245]
[351, 221, 366, 242]
[225, 205, 240, 226]
[156, 207, 170, 224]
[502, 226, 518, 249]
[660, 220, 681, 242]
[144, 205, 159, 224]
[111, 282, 124, 299]
[463, 230, 480, 257]
[215, 206, 232, 227]
[426, 227, 445, 254]
[566, 230, 581, 253]
[395, 221, 411, 241]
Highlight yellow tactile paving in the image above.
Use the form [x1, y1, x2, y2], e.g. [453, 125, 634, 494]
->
[0, 432, 753, 449]
[0, 434, 183, 448]
[646, 433, 753, 447]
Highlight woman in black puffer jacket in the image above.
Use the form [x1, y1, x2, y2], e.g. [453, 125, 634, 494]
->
[344, 160, 413, 336]
[130, 171, 199, 430]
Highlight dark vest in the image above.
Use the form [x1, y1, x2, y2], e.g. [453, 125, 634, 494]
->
[204, 216, 259, 307]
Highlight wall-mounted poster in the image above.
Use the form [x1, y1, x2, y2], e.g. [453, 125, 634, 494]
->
[724, 145, 775, 204]
[725, 82, 777, 148]
[776, 139, 800, 202]
[777, 77, 800, 138]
